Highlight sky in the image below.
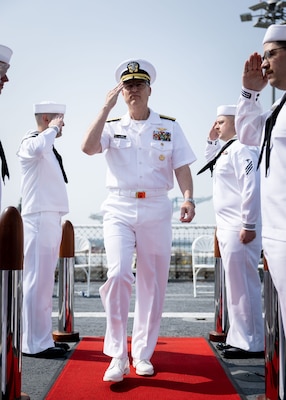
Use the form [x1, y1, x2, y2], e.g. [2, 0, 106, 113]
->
[0, 0, 282, 225]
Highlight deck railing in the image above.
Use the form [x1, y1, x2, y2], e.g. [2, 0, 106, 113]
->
[72, 224, 216, 281]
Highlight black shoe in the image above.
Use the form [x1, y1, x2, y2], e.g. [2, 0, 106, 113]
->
[54, 342, 70, 351]
[22, 346, 67, 359]
[222, 347, 264, 359]
[216, 342, 232, 351]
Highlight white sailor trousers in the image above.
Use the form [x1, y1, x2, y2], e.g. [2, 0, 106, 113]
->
[216, 228, 264, 352]
[263, 238, 286, 338]
[99, 194, 172, 360]
[22, 212, 62, 354]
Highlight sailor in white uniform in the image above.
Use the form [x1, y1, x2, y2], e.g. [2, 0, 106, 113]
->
[0, 44, 13, 209]
[198, 105, 264, 358]
[236, 24, 286, 347]
[17, 101, 69, 358]
[82, 58, 196, 382]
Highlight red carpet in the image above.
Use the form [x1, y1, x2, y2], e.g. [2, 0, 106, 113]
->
[46, 337, 241, 400]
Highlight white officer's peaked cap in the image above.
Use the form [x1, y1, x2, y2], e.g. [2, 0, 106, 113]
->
[263, 24, 286, 44]
[0, 44, 13, 64]
[217, 105, 237, 117]
[115, 58, 156, 84]
[34, 101, 66, 114]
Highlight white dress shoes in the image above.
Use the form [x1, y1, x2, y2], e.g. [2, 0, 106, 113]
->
[132, 359, 154, 376]
[103, 357, 130, 382]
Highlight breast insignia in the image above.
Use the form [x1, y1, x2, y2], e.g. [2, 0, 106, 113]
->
[159, 114, 176, 121]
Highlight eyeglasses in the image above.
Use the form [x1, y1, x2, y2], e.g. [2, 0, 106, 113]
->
[0, 62, 9, 79]
[262, 46, 286, 61]
[123, 82, 149, 91]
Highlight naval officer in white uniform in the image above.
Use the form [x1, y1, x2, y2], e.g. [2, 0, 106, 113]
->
[82, 59, 196, 382]
[18, 101, 69, 358]
[198, 105, 264, 359]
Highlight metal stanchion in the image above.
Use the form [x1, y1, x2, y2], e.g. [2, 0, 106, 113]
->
[0, 206, 29, 400]
[53, 220, 79, 343]
[209, 230, 228, 342]
[257, 257, 286, 400]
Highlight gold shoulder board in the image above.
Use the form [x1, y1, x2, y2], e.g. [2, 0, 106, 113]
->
[106, 117, 121, 123]
[159, 114, 176, 121]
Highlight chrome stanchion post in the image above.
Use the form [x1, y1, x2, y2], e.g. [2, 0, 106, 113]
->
[0, 206, 29, 400]
[53, 220, 79, 343]
[209, 229, 228, 342]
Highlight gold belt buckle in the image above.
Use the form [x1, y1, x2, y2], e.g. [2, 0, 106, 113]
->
[136, 191, 146, 198]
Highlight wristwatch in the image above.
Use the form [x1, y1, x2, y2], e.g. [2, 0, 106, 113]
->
[50, 125, 59, 134]
[184, 198, 196, 207]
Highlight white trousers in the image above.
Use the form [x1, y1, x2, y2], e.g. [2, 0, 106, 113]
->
[216, 228, 264, 351]
[99, 194, 172, 360]
[263, 237, 286, 337]
[22, 212, 62, 354]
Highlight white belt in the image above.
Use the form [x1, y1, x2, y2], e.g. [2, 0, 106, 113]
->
[109, 189, 168, 198]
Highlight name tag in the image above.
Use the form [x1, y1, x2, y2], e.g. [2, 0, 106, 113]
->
[114, 134, 127, 139]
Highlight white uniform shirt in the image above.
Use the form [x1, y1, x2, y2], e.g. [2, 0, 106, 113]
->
[100, 109, 196, 190]
[236, 88, 286, 241]
[17, 128, 69, 216]
[205, 137, 261, 231]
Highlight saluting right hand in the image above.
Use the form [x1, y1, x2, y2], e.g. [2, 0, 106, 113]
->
[49, 114, 64, 130]
[208, 122, 219, 141]
[242, 52, 268, 92]
[104, 82, 124, 110]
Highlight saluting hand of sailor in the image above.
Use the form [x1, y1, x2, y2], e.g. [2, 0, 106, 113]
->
[48, 114, 64, 130]
[243, 52, 268, 92]
[240, 229, 256, 244]
[208, 122, 219, 140]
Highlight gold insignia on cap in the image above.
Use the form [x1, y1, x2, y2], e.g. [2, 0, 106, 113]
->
[127, 61, 139, 74]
